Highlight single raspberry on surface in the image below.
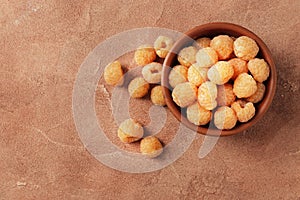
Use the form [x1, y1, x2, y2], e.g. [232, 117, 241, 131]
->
[134, 44, 156, 66]
[142, 62, 162, 84]
[128, 77, 150, 98]
[118, 119, 144, 143]
[104, 61, 124, 86]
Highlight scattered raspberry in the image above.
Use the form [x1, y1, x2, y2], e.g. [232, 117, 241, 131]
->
[233, 36, 259, 61]
[168, 65, 188, 88]
[134, 44, 156, 66]
[154, 36, 174, 58]
[214, 106, 237, 130]
[150, 85, 166, 106]
[194, 37, 211, 49]
[118, 119, 144, 143]
[228, 58, 248, 80]
[187, 64, 209, 87]
[104, 61, 124, 86]
[247, 58, 270, 83]
[128, 77, 150, 98]
[195, 47, 218, 68]
[187, 102, 212, 125]
[197, 81, 218, 110]
[178, 46, 197, 67]
[210, 35, 234, 60]
[172, 82, 197, 107]
[233, 73, 257, 98]
[142, 62, 162, 84]
[246, 82, 266, 103]
[231, 100, 256, 122]
[217, 83, 236, 106]
[140, 136, 163, 158]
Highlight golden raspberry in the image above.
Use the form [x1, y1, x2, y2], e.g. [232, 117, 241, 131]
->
[178, 46, 197, 67]
[246, 82, 266, 103]
[172, 82, 197, 107]
[228, 58, 248, 80]
[104, 61, 124, 86]
[231, 100, 256, 123]
[140, 136, 163, 158]
[217, 83, 236, 106]
[233, 36, 259, 61]
[187, 64, 208, 87]
[134, 44, 156, 66]
[207, 61, 234, 85]
[214, 106, 237, 130]
[210, 35, 234, 60]
[154, 36, 174, 58]
[128, 77, 150, 98]
[233, 73, 257, 98]
[150, 85, 166, 106]
[168, 65, 188, 88]
[195, 47, 218, 68]
[197, 81, 218, 110]
[187, 102, 212, 125]
[195, 37, 211, 49]
[118, 119, 144, 143]
[247, 58, 270, 83]
[142, 62, 162, 84]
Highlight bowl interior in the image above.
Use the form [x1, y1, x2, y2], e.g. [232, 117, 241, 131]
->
[162, 22, 277, 136]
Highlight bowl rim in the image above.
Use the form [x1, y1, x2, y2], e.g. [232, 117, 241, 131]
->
[162, 22, 277, 136]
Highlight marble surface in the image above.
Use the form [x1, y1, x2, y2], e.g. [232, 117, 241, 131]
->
[0, 0, 299, 199]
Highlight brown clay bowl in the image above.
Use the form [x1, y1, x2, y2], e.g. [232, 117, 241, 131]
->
[162, 22, 277, 136]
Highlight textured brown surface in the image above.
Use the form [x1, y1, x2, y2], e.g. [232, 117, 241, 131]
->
[0, 0, 300, 199]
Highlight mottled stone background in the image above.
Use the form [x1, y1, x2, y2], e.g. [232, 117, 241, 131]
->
[0, 0, 299, 199]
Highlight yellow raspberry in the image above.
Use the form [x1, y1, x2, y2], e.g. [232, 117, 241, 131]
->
[246, 82, 266, 103]
[197, 81, 218, 110]
[134, 44, 156, 66]
[177, 46, 197, 67]
[187, 102, 212, 125]
[233, 73, 257, 98]
[187, 64, 209, 87]
[217, 83, 236, 106]
[210, 35, 234, 60]
[194, 37, 211, 49]
[214, 106, 237, 130]
[247, 58, 270, 83]
[142, 62, 162, 84]
[172, 82, 197, 107]
[150, 85, 166, 106]
[140, 136, 163, 158]
[154, 36, 174, 58]
[231, 100, 256, 123]
[233, 36, 259, 61]
[118, 119, 144, 143]
[128, 77, 150, 98]
[207, 61, 234, 85]
[228, 58, 248, 80]
[195, 47, 218, 68]
[103, 61, 124, 86]
[168, 65, 188, 88]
